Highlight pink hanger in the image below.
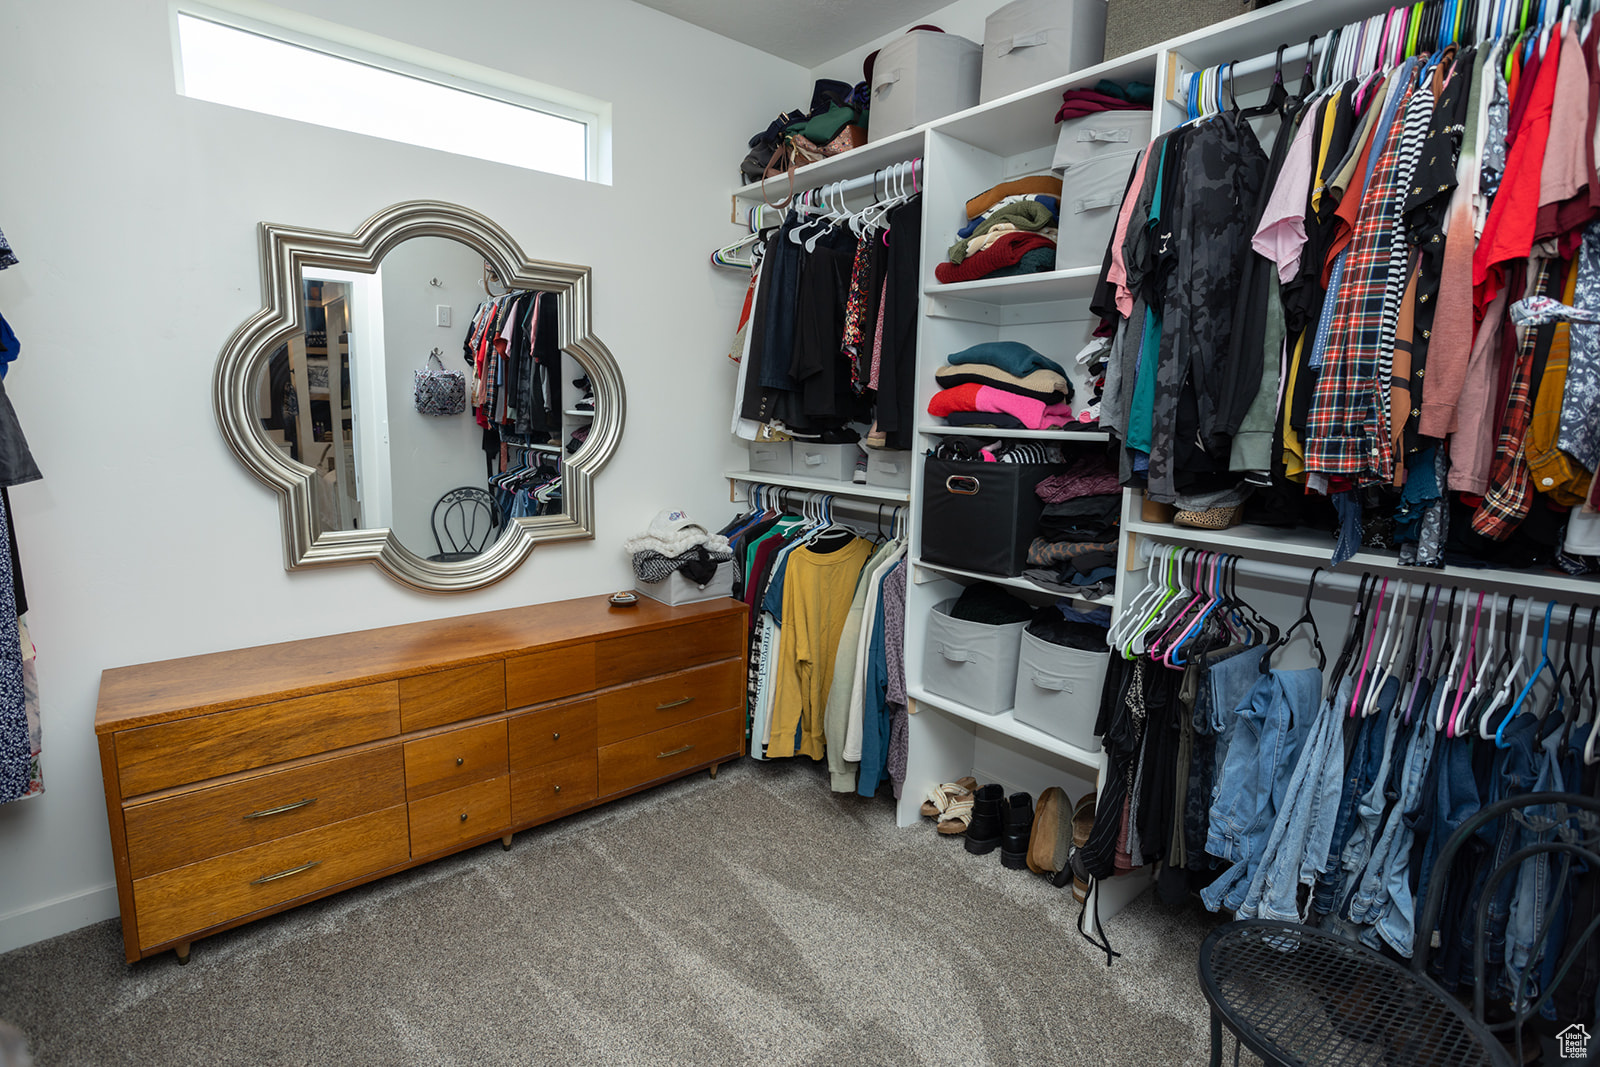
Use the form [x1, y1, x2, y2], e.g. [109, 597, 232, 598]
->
[1349, 577, 1389, 717]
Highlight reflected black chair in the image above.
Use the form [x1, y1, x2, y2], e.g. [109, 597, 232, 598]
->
[428, 486, 500, 562]
[1199, 792, 1600, 1067]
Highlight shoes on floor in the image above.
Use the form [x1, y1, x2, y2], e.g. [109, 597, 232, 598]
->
[999, 791, 1034, 870]
[922, 776, 978, 835]
[964, 784, 1005, 855]
[1027, 786, 1071, 875]
[1051, 791, 1099, 902]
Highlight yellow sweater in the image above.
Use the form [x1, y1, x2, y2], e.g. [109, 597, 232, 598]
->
[766, 537, 873, 760]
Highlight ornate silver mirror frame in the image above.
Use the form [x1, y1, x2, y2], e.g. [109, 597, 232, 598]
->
[214, 200, 625, 592]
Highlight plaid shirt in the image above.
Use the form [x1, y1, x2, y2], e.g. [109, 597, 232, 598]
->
[1305, 78, 1419, 483]
[1470, 259, 1558, 541]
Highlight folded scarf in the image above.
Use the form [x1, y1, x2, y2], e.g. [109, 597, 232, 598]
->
[965, 175, 1065, 220]
[934, 362, 1072, 403]
[947, 340, 1067, 378]
[927, 382, 1072, 430]
[934, 231, 1056, 284]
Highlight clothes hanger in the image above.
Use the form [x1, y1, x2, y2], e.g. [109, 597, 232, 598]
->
[1361, 580, 1410, 717]
[1479, 594, 1525, 739]
[1452, 592, 1499, 736]
[1108, 544, 1169, 652]
[1261, 567, 1327, 677]
[1347, 577, 1390, 713]
[1432, 588, 1472, 731]
[1167, 552, 1230, 666]
[1441, 591, 1485, 734]
[1541, 604, 1580, 742]
[1574, 604, 1599, 733]
[1147, 550, 1207, 663]
[1498, 600, 1555, 746]
[1132, 547, 1192, 657]
[1326, 574, 1376, 697]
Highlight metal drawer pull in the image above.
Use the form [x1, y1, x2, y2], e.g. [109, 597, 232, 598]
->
[552, 732, 560, 741]
[244, 797, 316, 820]
[459, 813, 469, 822]
[455, 757, 464, 766]
[657, 696, 694, 710]
[554, 784, 562, 793]
[250, 860, 320, 885]
[658, 744, 695, 759]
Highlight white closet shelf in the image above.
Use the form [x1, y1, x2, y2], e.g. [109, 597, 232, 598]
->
[724, 469, 910, 503]
[730, 128, 926, 203]
[913, 559, 1116, 606]
[924, 266, 1101, 306]
[909, 684, 1105, 773]
[563, 408, 593, 418]
[916, 423, 1109, 442]
[1127, 518, 1600, 598]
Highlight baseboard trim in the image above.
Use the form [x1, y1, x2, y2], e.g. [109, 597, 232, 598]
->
[0, 883, 119, 955]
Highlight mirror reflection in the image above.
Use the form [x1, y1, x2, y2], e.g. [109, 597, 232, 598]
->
[249, 236, 598, 561]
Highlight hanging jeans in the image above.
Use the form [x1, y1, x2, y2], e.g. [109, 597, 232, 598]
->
[1504, 727, 1569, 1010]
[1329, 688, 1410, 921]
[1313, 706, 1389, 916]
[1201, 666, 1321, 913]
[1347, 709, 1440, 956]
[1416, 732, 1483, 961]
[1236, 677, 1349, 921]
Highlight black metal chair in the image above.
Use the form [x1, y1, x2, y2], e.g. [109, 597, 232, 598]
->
[1198, 792, 1600, 1066]
[428, 486, 500, 562]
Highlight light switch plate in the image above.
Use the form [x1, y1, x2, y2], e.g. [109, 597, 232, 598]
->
[435, 304, 452, 327]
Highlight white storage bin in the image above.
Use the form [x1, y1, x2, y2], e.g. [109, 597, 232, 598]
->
[980, 0, 1109, 104]
[923, 597, 1028, 714]
[1055, 150, 1140, 270]
[636, 560, 734, 605]
[794, 441, 864, 482]
[1052, 110, 1151, 171]
[748, 440, 793, 474]
[1011, 630, 1109, 751]
[870, 31, 983, 141]
[865, 449, 913, 489]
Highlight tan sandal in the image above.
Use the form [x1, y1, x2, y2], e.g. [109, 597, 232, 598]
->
[1027, 786, 1070, 874]
[936, 794, 976, 835]
[1070, 791, 1098, 903]
[921, 776, 976, 818]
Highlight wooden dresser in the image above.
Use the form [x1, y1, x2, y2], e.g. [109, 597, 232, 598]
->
[94, 595, 747, 964]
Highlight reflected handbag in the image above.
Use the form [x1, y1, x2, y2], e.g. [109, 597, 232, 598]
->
[413, 352, 466, 416]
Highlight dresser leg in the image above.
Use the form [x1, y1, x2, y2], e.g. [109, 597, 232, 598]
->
[709, 763, 719, 780]
[175, 943, 191, 966]
[501, 833, 513, 851]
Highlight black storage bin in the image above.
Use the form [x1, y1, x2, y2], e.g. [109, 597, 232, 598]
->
[920, 459, 1056, 576]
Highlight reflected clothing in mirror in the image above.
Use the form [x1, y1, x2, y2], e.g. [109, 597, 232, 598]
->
[464, 289, 562, 447]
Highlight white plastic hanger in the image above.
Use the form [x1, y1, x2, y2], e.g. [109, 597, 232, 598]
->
[1433, 590, 1475, 732]
[1452, 592, 1500, 736]
[1482, 597, 1536, 740]
[1363, 581, 1411, 717]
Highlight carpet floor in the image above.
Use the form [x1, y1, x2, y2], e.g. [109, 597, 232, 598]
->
[0, 758, 1236, 1066]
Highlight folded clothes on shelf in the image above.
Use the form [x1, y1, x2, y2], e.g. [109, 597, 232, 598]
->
[934, 363, 1072, 404]
[927, 382, 1073, 429]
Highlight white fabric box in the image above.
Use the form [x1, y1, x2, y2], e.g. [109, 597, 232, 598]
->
[922, 597, 1027, 714]
[794, 441, 864, 482]
[748, 440, 793, 474]
[1054, 149, 1140, 270]
[1052, 110, 1151, 171]
[865, 449, 913, 489]
[870, 30, 982, 141]
[980, 0, 1109, 104]
[636, 560, 734, 605]
[1011, 630, 1109, 750]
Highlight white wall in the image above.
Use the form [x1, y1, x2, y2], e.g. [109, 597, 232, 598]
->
[0, 0, 806, 952]
[376, 236, 492, 554]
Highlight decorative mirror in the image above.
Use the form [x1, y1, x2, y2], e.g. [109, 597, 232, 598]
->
[214, 201, 625, 592]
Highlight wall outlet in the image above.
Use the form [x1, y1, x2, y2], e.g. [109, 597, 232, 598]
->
[435, 304, 452, 327]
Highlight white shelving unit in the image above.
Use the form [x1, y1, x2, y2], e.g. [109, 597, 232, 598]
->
[723, 0, 1432, 924]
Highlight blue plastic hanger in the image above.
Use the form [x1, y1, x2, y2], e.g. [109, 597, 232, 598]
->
[1498, 600, 1556, 747]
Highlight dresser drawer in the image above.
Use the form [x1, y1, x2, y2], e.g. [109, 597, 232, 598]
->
[132, 805, 409, 951]
[598, 709, 743, 796]
[595, 615, 742, 687]
[403, 720, 508, 801]
[508, 699, 596, 769]
[511, 752, 597, 826]
[408, 775, 511, 857]
[122, 745, 405, 879]
[506, 643, 597, 708]
[399, 662, 505, 732]
[113, 682, 400, 798]
[596, 661, 743, 745]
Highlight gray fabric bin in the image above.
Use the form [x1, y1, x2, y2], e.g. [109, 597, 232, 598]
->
[1011, 629, 1108, 751]
[980, 0, 1108, 104]
[1052, 110, 1150, 171]
[870, 30, 982, 141]
[865, 449, 913, 489]
[748, 441, 793, 474]
[1054, 149, 1140, 270]
[794, 442, 864, 481]
[922, 597, 1028, 715]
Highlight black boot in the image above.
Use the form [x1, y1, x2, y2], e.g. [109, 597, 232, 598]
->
[1000, 791, 1034, 869]
[964, 784, 1004, 855]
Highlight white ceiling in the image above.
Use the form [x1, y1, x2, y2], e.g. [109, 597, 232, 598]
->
[630, 0, 956, 69]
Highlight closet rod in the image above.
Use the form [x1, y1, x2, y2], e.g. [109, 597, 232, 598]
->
[737, 483, 906, 527]
[785, 158, 922, 205]
[1170, 38, 1322, 106]
[1135, 539, 1600, 612]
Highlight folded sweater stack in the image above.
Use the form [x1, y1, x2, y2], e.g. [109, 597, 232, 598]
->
[934, 175, 1064, 285]
[1023, 456, 1121, 597]
[926, 341, 1075, 431]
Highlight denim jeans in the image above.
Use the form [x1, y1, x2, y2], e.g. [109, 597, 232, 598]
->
[1313, 704, 1389, 917]
[1416, 732, 1482, 955]
[1236, 679, 1349, 921]
[1505, 727, 1569, 1008]
[1331, 690, 1411, 918]
[1449, 711, 1541, 996]
[1206, 644, 1270, 767]
[1202, 666, 1321, 913]
[1347, 709, 1440, 956]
